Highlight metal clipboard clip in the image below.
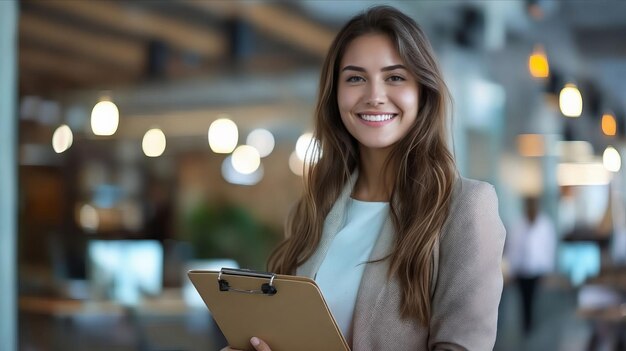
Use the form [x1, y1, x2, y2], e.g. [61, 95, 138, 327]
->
[217, 268, 278, 296]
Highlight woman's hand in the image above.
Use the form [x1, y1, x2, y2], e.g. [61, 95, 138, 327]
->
[220, 337, 272, 351]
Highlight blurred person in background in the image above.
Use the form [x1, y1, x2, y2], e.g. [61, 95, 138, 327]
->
[224, 5, 505, 351]
[505, 196, 557, 336]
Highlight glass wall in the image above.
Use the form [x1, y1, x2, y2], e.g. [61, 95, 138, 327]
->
[1, 1, 18, 350]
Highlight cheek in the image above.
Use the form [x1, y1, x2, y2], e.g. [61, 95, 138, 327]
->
[337, 88, 350, 127]
[337, 86, 359, 114]
[396, 89, 419, 114]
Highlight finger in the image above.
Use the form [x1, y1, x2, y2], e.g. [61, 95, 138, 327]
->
[250, 337, 272, 351]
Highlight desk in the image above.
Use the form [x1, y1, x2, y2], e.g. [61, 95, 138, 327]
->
[19, 290, 218, 351]
[578, 306, 626, 323]
[19, 296, 125, 317]
[578, 268, 626, 350]
[19, 288, 192, 317]
[585, 268, 626, 293]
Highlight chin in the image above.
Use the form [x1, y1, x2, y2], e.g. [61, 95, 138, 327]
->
[359, 140, 397, 151]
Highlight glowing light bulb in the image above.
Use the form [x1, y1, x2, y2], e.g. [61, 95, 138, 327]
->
[208, 117, 238, 153]
[289, 151, 304, 176]
[246, 128, 275, 158]
[602, 113, 617, 136]
[91, 100, 119, 136]
[295, 132, 321, 164]
[222, 156, 263, 185]
[529, 45, 549, 78]
[142, 128, 166, 157]
[603, 146, 621, 173]
[231, 145, 261, 174]
[52, 124, 73, 153]
[559, 83, 582, 117]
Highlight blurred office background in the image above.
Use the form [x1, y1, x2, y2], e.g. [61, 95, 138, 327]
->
[1, 0, 626, 350]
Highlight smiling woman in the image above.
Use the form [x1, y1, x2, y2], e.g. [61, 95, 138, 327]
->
[224, 5, 505, 351]
[337, 33, 419, 155]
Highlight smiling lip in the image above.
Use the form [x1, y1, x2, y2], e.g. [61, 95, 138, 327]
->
[357, 113, 398, 127]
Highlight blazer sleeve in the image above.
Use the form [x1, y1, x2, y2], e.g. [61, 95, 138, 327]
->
[428, 181, 506, 351]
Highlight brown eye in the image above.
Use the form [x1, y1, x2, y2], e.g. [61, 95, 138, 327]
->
[346, 76, 365, 83]
[387, 75, 405, 82]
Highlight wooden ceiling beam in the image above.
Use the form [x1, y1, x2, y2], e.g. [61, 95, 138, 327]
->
[20, 47, 134, 88]
[19, 69, 80, 95]
[182, 1, 335, 57]
[20, 13, 145, 72]
[30, 0, 225, 58]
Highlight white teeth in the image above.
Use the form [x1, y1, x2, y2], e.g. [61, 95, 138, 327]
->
[359, 114, 395, 122]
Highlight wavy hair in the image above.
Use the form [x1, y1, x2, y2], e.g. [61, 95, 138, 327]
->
[268, 5, 456, 325]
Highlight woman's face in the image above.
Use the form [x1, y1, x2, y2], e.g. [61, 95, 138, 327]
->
[337, 33, 419, 153]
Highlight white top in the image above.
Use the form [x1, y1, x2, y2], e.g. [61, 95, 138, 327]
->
[315, 198, 389, 342]
[505, 213, 557, 277]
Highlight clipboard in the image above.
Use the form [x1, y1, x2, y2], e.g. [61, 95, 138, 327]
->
[188, 268, 350, 351]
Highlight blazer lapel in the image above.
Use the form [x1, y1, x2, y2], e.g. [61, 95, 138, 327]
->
[295, 170, 397, 347]
[351, 214, 395, 347]
[296, 172, 358, 279]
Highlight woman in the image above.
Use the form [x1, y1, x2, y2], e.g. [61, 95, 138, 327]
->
[225, 5, 505, 351]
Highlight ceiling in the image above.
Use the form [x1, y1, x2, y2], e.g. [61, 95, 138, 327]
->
[18, 0, 626, 139]
[19, 0, 338, 95]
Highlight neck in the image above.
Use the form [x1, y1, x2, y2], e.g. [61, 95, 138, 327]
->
[352, 147, 395, 202]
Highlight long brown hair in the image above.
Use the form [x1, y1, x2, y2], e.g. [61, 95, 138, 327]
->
[268, 5, 456, 325]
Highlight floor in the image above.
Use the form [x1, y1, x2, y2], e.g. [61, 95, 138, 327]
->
[19, 280, 616, 351]
[495, 281, 591, 351]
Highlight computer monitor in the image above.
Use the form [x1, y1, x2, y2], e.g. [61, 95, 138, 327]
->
[87, 240, 163, 305]
[558, 242, 601, 286]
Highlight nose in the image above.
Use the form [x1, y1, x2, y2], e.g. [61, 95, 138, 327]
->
[365, 81, 386, 106]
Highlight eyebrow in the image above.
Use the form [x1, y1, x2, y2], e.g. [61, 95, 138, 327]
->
[341, 64, 407, 73]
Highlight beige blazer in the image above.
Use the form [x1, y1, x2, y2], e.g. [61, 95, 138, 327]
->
[297, 174, 506, 351]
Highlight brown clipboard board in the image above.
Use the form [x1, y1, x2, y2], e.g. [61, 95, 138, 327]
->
[187, 268, 350, 351]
